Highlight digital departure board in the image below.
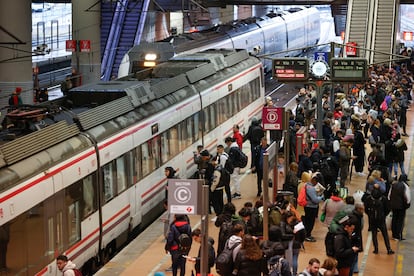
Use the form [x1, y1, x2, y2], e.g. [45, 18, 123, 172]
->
[272, 58, 309, 82]
[330, 58, 367, 82]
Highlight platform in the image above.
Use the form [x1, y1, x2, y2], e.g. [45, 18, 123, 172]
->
[95, 109, 414, 276]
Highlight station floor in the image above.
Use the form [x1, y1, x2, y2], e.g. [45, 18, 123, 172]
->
[96, 110, 414, 276]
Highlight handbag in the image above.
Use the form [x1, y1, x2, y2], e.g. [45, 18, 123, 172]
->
[320, 212, 326, 222]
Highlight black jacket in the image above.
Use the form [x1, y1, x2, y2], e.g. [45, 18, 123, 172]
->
[334, 227, 356, 268]
[389, 181, 408, 210]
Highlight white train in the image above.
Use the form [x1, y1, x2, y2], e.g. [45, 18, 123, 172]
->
[0, 49, 265, 275]
[117, 6, 321, 78]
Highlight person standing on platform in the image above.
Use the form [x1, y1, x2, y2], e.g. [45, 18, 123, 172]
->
[252, 137, 269, 197]
[165, 214, 192, 276]
[364, 185, 394, 255]
[187, 228, 216, 274]
[303, 173, 324, 242]
[243, 118, 264, 170]
[210, 158, 228, 216]
[8, 87, 23, 107]
[225, 137, 242, 199]
[216, 144, 231, 203]
[232, 124, 243, 149]
[338, 134, 355, 188]
[333, 217, 359, 276]
[388, 175, 411, 240]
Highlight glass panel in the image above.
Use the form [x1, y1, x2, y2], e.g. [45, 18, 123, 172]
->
[141, 143, 151, 177]
[103, 162, 115, 202]
[126, 150, 135, 187]
[160, 131, 170, 163]
[82, 174, 96, 218]
[151, 136, 161, 169]
[116, 156, 127, 193]
[47, 217, 54, 256]
[135, 147, 142, 181]
[194, 112, 201, 141]
[67, 202, 80, 245]
[56, 211, 63, 252]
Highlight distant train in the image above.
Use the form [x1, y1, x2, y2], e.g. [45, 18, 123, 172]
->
[0, 49, 265, 275]
[118, 6, 321, 78]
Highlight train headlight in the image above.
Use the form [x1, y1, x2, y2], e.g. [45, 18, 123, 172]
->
[143, 61, 156, 67]
[144, 53, 157, 61]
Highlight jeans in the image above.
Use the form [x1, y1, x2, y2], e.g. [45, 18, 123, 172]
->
[393, 161, 406, 176]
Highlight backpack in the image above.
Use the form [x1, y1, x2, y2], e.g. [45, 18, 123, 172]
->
[224, 158, 235, 174]
[229, 147, 248, 168]
[71, 269, 82, 276]
[324, 231, 336, 257]
[267, 255, 284, 276]
[297, 185, 308, 207]
[319, 157, 338, 181]
[367, 195, 385, 220]
[219, 220, 234, 245]
[217, 166, 231, 188]
[215, 241, 240, 275]
[178, 232, 192, 253]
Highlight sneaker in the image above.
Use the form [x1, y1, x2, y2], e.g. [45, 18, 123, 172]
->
[232, 193, 242, 199]
[387, 250, 395, 255]
[165, 266, 173, 272]
[356, 172, 366, 177]
[305, 237, 316, 242]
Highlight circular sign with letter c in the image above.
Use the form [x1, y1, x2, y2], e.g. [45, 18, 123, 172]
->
[174, 187, 191, 204]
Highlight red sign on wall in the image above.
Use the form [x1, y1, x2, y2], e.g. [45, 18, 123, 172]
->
[262, 107, 284, 130]
[79, 40, 91, 53]
[346, 42, 358, 57]
[65, 40, 76, 52]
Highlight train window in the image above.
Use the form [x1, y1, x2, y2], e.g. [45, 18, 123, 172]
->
[166, 126, 178, 160]
[141, 138, 160, 177]
[135, 147, 143, 182]
[126, 151, 136, 187]
[116, 156, 127, 193]
[152, 136, 161, 169]
[47, 216, 55, 256]
[57, 211, 64, 253]
[160, 130, 170, 164]
[184, 118, 194, 148]
[103, 162, 115, 202]
[82, 174, 97, 218]
[67, 201, 80, 245]
[193, 112, 201, 142]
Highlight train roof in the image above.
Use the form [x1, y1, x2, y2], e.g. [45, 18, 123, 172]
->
[0, 49, 256, 168]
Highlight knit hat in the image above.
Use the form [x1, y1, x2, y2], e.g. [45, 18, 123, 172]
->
[383, 118, 392, 127]
[342, 134, 354, 142]
[15, 87, 22, 93]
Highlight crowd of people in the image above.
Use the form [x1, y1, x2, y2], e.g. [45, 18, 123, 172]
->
[159, 61, 414, 276]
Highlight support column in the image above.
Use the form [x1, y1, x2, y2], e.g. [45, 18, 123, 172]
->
[72, 0, 101, 84]
[0, 0, 33, 107]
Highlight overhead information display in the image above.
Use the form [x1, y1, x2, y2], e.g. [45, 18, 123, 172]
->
[330, 58, 367, 82]
[272, 58, 309, 82]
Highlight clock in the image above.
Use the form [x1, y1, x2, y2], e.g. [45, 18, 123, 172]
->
[311, 60, 328, 78]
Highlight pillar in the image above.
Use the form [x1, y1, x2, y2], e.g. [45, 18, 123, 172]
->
[0, 0, 32, 107]
[72, 0, 101, 84]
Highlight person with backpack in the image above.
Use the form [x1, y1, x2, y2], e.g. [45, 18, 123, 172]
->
[232, 234, 264, 276]
[215, 203, 242, 255]
[303, 173, 324, 242]
[56, 255, 82, 276]
[187, 228, 216, 274]
[320, 189, 345, 228]
[216, 223, 244, 276]
[165, 214, 192, 276]
[364, 185, 394, 255]
[210, 158, 229, 216]
[333, 216, 359, 276]
[225, 137, 246, 199]
[318, 146, 339, 199]
[243, 118, 264, 170]
[217, 144, 232, 203]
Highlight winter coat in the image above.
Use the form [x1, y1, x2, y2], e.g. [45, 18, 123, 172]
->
[304, 183, 323, 208]
[388, 181, 408, 210]
[334, 227, 356, 269]
[61, 261, 77, 276]
[165, 220, 192, 252]
[233, 249, 264, 276]
[321, 196, 345, 227]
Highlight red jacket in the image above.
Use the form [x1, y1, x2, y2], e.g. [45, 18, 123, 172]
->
[233, 130, 243, 149]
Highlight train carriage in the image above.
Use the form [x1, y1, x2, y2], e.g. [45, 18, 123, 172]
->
[0, 49, 265, 275]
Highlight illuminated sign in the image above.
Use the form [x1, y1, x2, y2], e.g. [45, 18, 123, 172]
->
[272, 58, 309, 82]
[330, 58, 367, 82]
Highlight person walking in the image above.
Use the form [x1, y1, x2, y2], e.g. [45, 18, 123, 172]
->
[243, 118, 264, 169]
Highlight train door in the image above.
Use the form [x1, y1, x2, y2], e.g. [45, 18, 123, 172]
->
[44, 190, 66, 263]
